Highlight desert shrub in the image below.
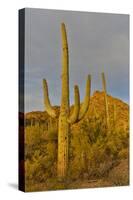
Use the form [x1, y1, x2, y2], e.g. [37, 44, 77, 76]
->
[25, 124, 57, 186]
[25, 147, 57, 185]
[24, 101, 129, 190]
[118, 148, 129, 159]
[25, 126, 44, 145]
[69, 116, 129, 180]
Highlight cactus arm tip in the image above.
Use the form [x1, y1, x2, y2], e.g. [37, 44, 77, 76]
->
[68, 85, 80, 124]
[78, 74, 91, 120]
[42, 79, 56, 118]
[61, 23, 68, 48]
[61, 22, 65, 27]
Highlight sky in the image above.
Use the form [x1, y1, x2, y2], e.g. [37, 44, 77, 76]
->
[23, 8, 129, 112]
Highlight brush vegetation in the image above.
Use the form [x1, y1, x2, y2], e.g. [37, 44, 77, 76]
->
[24, 91, 129, 191]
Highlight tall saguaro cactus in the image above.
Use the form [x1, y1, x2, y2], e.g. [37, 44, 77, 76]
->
[102, 72, 110, 131]
[43, 23, 91, 178]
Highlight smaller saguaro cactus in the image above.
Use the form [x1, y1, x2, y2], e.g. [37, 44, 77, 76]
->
[101, 72, 110, 131]
[113, 103, 116, 129]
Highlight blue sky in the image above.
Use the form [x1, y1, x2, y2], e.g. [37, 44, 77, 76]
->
[24, 8, 129, 112]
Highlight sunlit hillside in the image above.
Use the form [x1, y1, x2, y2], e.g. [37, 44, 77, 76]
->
[22, 91, 129, 191]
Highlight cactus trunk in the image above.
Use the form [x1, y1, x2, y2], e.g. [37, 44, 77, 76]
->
[58, 23, 70, 178]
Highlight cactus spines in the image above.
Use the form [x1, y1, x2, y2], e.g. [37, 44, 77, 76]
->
[43, 23, 91, 178]
[101, 72, 110, 130]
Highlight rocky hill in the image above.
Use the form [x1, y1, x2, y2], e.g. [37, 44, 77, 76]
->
[25, 90, 129, 131]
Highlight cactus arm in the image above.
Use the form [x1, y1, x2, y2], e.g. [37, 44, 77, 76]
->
[42, 79, 56, 118]
[78, 74, 91, 120]
[68, 85, 80, 124]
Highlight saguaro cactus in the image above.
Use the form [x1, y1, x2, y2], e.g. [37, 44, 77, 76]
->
[43, 23, 91, 178]
[101, 72, 110, 131]
[113, 103, 116, 129]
